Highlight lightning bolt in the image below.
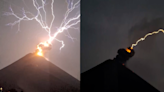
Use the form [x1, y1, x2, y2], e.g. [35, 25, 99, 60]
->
[4, 0, 80, 57]
[131, 29, 164, 49]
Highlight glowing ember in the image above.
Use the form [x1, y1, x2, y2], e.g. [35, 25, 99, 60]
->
[37, 51, 43, 56]
[126, 48, 131, 53]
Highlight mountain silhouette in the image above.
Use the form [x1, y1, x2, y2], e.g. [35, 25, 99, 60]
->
[82, 48, 159, 92]
[0, 53, 80, 92]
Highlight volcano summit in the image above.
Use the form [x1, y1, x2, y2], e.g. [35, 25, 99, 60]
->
[0, 53, 80, 92]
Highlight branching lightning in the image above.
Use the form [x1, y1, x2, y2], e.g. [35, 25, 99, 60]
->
[4, 0, 80, 56]
[131, 29, 164, 49]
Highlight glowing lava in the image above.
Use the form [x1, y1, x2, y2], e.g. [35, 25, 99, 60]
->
[126, 48, 131, 53]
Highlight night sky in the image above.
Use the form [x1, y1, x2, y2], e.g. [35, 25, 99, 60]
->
[82, 0, 164, 91]
[0, 0, 80, 80]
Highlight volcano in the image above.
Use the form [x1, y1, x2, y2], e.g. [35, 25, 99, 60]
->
[82, 48, 159, 92]
[0, 53, 80, 92]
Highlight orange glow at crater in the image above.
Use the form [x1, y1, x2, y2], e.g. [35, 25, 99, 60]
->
[36, 41, 51, 57]
[126, 48, 131, 53]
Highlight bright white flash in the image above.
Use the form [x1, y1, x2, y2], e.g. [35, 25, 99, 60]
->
[4, 0, 80, 56]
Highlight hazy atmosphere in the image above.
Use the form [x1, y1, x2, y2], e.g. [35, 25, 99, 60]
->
[82, 0, 164, 91]
[0, 0, 80, 80]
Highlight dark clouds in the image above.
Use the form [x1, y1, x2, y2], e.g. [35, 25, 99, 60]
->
[82, 0, 164, 91]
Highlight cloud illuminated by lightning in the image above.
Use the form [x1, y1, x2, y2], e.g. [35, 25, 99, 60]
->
[4, 0, 80, 56]
[131, 29, 164, 49]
